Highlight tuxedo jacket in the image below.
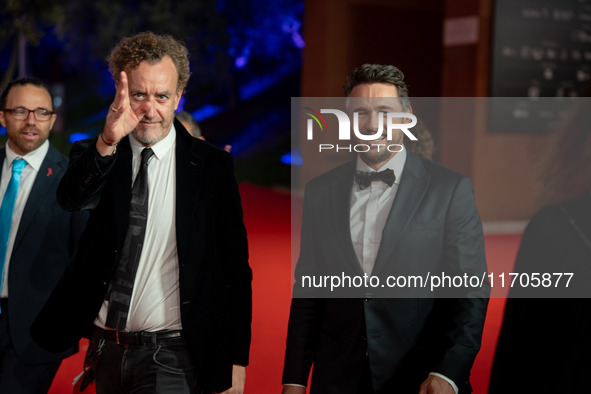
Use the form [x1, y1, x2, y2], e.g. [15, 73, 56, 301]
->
[31, 121, 252, 392]
[0, 144, 87, 364]
[283, 151, 489, 393]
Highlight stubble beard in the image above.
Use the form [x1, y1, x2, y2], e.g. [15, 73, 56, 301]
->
[357, 131, 403, 166]
[359, 148, 394, 165]
[10, 126, 46, 155]
[132, 120, 172, 146]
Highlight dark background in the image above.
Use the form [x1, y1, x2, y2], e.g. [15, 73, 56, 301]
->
[2, 0, 591, 220]
[0, 0, 304, 187]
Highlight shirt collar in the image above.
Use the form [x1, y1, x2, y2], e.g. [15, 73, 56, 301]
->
[355, 146, 406, 185]
[128, 123, 176, 160]
[5, 139, 49, 172]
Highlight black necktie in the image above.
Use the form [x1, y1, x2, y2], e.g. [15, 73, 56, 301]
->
[106, 148, 154, 330]
[354, 169, 396, 190]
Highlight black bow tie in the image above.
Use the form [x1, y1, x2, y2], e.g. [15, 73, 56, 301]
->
[354, 169, 396, 190]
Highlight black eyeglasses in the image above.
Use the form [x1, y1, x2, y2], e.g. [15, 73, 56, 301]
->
[2, 107, 55, 121]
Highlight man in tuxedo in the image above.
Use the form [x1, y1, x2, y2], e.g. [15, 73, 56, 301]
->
[31, 32, 252, 394]
[282, 64, 489, 394]
[0, 77, 87, 392]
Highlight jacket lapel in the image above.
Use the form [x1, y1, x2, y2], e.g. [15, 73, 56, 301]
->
[371, 152, 430, 276]
[0, 149, 5, 183]
[14, 145, 64, 250]
[110, 137, 133, 245]
[174, 121, 203, 258]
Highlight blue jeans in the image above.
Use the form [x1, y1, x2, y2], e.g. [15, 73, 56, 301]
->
[88, 329, 206, 394]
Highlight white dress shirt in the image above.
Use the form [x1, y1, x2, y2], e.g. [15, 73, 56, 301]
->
[350, 149, 406, 275]
[0, 140, 49, 298]
[95, 126, 181, 331]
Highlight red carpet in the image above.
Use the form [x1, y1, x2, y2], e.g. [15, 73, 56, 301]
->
[49, 184, 521, 394]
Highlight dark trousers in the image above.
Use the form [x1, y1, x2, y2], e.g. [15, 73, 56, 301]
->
[310, 353, 375, 394]
[0, 298, 61, 394]
[357, 359, 375, 394]
[89, 328, 205, 394]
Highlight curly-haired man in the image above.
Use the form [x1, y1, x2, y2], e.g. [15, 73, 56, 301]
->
[32, 31, 252, 394]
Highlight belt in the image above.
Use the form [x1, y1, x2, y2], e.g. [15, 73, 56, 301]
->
[93, 326, 183, 346]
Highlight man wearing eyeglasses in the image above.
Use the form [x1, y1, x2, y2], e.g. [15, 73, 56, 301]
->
[0, 77, 87, 393]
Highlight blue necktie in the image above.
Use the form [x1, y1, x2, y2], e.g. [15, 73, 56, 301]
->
[0, 158, 26, 313]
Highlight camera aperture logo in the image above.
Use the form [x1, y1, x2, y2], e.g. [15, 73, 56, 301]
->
[303, 107, 418, 153]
